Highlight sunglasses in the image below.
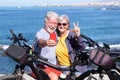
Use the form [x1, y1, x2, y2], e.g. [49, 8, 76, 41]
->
[58, 23, 68, 26]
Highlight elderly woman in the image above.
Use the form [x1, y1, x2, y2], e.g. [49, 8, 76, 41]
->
[56, 15, 86, 77]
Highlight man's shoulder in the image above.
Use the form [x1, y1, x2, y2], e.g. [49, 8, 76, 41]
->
[36, 28, 49, 39]
[36, 28, 46, 35]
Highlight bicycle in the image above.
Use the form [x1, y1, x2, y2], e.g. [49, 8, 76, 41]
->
[0, 29, 50, 80]
[76, 34, 120, 80]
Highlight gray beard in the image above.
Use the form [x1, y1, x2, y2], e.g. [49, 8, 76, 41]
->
[46, 26, 56, 33]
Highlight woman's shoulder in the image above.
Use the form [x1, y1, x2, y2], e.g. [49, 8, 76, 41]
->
[68, 30, 75, 36]
[67, 30, 76, 39]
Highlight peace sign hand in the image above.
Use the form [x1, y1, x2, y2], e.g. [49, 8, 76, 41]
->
[73, 22, 80, 36]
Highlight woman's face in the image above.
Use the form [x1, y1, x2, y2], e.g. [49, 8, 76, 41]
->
[57, 19, 69, 33]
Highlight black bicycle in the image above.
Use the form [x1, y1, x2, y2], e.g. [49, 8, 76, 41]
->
[0, 29, 50, 80]
[76, 34, 120, 80]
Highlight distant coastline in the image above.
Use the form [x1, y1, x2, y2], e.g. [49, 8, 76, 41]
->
[38, 2, 120, 7]
[0, 1, 120, 8]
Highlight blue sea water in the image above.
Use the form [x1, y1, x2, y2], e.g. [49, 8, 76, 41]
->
[0, 6, 120, 74]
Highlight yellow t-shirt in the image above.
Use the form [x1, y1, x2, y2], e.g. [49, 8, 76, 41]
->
[56, 36, 71, 66]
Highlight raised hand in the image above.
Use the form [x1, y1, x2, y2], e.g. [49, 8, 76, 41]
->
[73, 21, 80, 36]
[46, 39, 57, 47]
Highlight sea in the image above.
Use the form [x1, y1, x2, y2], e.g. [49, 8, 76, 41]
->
[0, 6, 120, 74]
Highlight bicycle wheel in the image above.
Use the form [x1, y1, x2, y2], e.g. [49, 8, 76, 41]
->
[0, 73, 36, 80]
[76, 70, 110, 80]
[0, 74, 16, 80]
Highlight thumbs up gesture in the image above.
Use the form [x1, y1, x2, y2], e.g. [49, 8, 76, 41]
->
[73, 22, 80, 36]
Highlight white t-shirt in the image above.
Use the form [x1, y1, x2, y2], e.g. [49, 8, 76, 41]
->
[35, 28, 57, 65]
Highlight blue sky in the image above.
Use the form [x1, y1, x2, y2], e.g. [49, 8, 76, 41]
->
[0, 0, 101, 7]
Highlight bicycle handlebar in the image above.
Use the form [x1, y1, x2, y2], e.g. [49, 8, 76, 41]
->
[8, 29, 28, 46]
[36, 58, 70, 71]
[80, 34, 99, 47]
[81, 34, 111, 50]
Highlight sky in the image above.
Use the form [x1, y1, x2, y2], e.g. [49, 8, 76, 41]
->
[0, 0, 102, 7]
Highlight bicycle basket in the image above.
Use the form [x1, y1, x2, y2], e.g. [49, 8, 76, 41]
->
[5, 44, 28, 65]
[89, 49, 114, 68]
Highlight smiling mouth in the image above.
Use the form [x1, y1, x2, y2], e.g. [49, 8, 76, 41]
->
[51, 27, 55, 30]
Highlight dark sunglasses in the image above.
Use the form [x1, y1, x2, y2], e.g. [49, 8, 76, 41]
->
[58, 23, 67, 26]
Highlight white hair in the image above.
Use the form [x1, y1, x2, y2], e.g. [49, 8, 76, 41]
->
[44, 11, 59, 22]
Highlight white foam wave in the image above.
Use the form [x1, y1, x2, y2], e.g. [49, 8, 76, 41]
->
[0, 44, 9, 50]
[86, 43, 120, 52]
[1, 44, 120, 51]
[110, 44, 120, 51]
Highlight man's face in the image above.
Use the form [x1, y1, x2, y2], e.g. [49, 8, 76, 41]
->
[46, 17, 58, 33]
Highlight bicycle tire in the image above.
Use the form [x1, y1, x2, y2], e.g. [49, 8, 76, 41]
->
[0, 74, 17, 80]
[76, 69, 110, 80]
[0, 73, 37, 80]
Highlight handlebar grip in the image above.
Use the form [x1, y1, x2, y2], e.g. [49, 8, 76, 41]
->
[10, 29, 17, 37]
[38, 55, 48, 61]
[80, 34, 98, 47]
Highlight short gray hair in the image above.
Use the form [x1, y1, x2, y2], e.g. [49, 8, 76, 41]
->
[44, 11, 59, 22]
[58, 15, 70, 24]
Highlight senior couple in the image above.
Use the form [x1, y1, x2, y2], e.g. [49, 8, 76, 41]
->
[33, 11, 86, 80]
